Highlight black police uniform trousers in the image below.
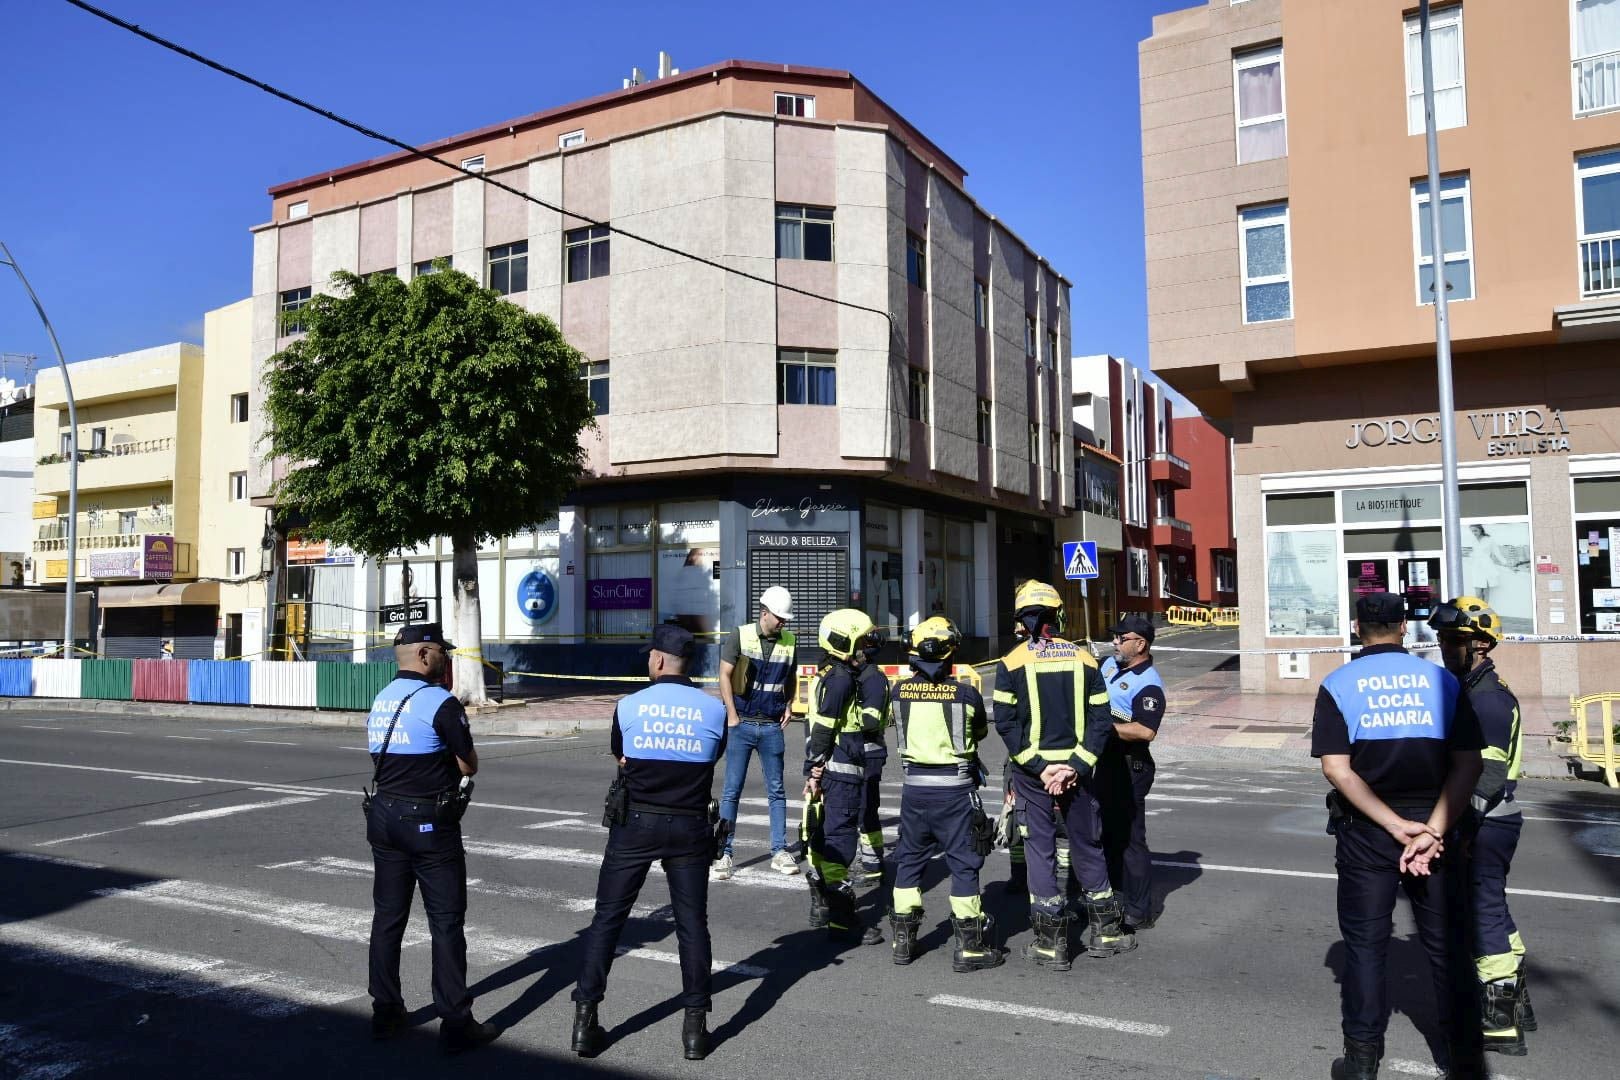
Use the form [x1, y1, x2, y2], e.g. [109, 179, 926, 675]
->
[1098, 745, 1156, 922]
[573, 808, 714, 1010]
[1009, 768, 1108, 907]
[1334, 811, 1472, 1047]
[367, 793, 471, 1021]
[893, 783, 983, 899]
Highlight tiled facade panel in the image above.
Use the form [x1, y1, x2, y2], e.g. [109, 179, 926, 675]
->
[928, 175, 979, 483]
[410, 186, 452, 263]
[357, 199, 397, 276]
[834, 125, 899, 462]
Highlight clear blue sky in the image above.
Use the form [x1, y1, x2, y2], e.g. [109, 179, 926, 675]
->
[1, 0, 1191, 401]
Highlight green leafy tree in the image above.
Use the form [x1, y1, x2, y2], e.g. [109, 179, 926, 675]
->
[263, 267, 595, 703]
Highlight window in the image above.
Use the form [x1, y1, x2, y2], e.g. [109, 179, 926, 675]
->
[1028, 422, 1040, 464]
[565, 225, 611, 282]
[908, 368, 930, 423]
[1024, 315, 1037, 358]
[1127, 548, 1151, 598]
[59, 432, 71, 456]
[559, 129, 585, 149]
[227, 548, 246, 577]
[1404, 7, 1466, 134]
[976, 398, 992, 446]
[1047, 330, 1058, 371]
[774, 92, 815, 118]
[974, 279, 988, 328]
[90, 427, 106, 453]
[1234, 44, 1286, 163]
[1575, 0, 1620, 115]
[287, 201, 308, 220]
[487, 241, 528, 295]
[1578, 150, 1620, 296]
[1215, 553, 1237, 594]
[778, 350, 837, 405]
[1239, 203, 1292, 322]
[776, 205, 834, 261]
[414, 258, 446, 277]
[461, 154, 486, 173]
[1082, 459, 1121, 519]
[1050, 432, 1061, 473]
[365, 268, 398, 283]
[230, 393, 249, 423]
[1412, 175, 1474, 304]
[579, 360, 610, 415]
[229, 472, 247, 502]
[906, 233, 927, 289]
[279, 286, 312, 334]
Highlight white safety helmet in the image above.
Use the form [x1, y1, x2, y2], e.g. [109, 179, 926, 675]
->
[759, 585, 794, 622]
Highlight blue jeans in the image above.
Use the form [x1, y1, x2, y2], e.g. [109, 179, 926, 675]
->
[718, 719, 787, 855]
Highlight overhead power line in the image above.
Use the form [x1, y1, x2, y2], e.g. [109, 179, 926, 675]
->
[61, 0, 895, 330]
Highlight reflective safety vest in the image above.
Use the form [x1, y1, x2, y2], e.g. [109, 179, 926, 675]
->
[858, 662, 890, 775]
[1464, 660, 1523, 818]
[992, 637, 1110, 774]
[893, 673, 986, 787]
[731, 624, 797, 719]
[806, 663, 867, 783]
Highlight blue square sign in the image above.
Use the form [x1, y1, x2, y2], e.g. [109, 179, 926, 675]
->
[1062, 541, 1099, 580]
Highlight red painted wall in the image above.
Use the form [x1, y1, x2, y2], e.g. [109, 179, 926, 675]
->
[1170, 414, 1236, 605]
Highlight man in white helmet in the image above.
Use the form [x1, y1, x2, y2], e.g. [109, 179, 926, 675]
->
[713, 585, 800, 879]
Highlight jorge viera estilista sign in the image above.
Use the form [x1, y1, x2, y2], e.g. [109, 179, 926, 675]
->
[1346, 407, 1571, 457]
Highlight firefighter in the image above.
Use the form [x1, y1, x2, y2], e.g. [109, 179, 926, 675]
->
[855, 633, 891, 884]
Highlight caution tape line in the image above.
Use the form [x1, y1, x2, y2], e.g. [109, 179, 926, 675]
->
[503, 670, 720, 685]
[1147, 632, 1620, 657]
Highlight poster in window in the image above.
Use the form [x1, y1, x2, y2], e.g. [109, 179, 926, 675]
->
[1267, 530, 1338, 636]
[506, 558, 561, 635]
[1461, 521, 1533, 634]
[1598, 611, 1620, 633]
[658, 545, 720, 634]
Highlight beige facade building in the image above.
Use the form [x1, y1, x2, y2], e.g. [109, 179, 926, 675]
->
[251, 59, 1073, 666]
[1143, 0, 1620, 695]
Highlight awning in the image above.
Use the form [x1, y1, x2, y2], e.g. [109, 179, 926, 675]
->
[96, 582, 220, 608]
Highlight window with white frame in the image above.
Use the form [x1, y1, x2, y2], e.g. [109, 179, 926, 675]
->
[1404, 7, 1466, 134]
[227, 548, 246, 577]
[776, 204, 834, 261]
[287, 201, 308, 220]
[1127, 548, 1151, 598]
[974, 279, 988, 328]
[559, 129, 585, 149]
[279, 287, 311, 334]
[779, 349, 837, 406]
[1578, 150, 1620, 296]
[906, 233, 927, 289]
[976, 398, 992, 446]
[775, 93, 815, 118]
[1574, 475, 1620, 632]
[229, 471, 247, 502]
[1027, 422, 1040, 464]
[565, 225, 611, 282]
[1215, 552, 1237, 594]
[230, 393, 248, 423]
[908, 368, 930, 423]
[460, 154, 486, 173]
[487, 241, 528, 295]
[1575, 0, 1620, 115]
[1412, 175, 1474, 304]
[414, 258, 446, 277]
[579, 360, 610, 415]
[1239, 203, 1292, 322]
[1234, 44, 1286, 163]
[1024, 315, 1037, 358]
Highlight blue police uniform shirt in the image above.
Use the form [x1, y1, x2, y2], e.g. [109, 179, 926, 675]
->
[1310, 643, 1483, 807]
[612, 675, 728, 812]
[367, 671, 475, 798]
[1101, 656, 1167, 739]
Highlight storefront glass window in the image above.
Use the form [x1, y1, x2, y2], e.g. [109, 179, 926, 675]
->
[1266, 529, 1338, 636]
[1574, 477, 1620, 633]
[863, 503, 903, 636]
[587, 506, 653, 636]
[657, 501, 721, 636]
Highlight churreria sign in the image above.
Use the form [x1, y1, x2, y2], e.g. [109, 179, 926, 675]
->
[1347, 408, 1572, 456]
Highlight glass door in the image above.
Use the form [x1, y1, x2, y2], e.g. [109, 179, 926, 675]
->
[1345, 555, 1443, 647]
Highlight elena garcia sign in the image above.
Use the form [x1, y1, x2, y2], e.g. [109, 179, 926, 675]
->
[1347, 407, 1571, 457]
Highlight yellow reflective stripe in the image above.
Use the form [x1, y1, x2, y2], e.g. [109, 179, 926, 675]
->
[1085, 888, 1113, 901]
[948, 894, 983, 919]
[892, 886, 923, 914]
[1074, 747, 1098, 769]
[1475, 952, 1518, 981]
[1090, 693, 1111, 706]
[992, 690, 1017, 704]
[1507, 704, 1523, 781]
[820, 862, 849, 884]
[1508, 931, 1526, 957]
[1483, 746, 1510, 763]
[1024, 664, 1044, 763]
[862, 830, 884, 849]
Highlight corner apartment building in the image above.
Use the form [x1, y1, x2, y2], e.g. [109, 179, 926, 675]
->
[1, 379, 34, 588]
[250, 59, 1073, 665]
[1142, 0, 1620, 695]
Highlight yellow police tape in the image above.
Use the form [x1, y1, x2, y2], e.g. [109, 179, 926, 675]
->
[1166, 605, 1239, 627]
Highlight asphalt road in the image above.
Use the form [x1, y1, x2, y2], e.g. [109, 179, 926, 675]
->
[2, 706, 1617, 1080]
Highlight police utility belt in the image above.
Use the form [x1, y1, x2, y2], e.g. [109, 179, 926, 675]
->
[361, 684, 474, 825]
[602, 771, 729, 858]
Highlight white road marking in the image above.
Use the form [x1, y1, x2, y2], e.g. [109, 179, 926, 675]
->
[928, 993, 1170, 1037]
[0, 757, 584, 816]
[164, 735, 210, 741]
[1387, 1058, 1523, 1080]
[92, 730, 131, 736]
[473, 738, 531, 746]
[0, 1020, 94, 1079]
[251, 786, 327, 797]
[18, 725, 61, 731]
[133, 775, 203, 784]
[0, 922, 358, 1017]
[743, 796, 808, 811]
[522, 819, 607, 832]
[36, 829, 127, 847]
[139, 797, 315, 827]
[244, 740, 299, 747]
[464, 838, 803, 891]
[339, 746, 371, 751]
[0, 851, 104, 870]
[1522, 813, 1620, 826]
[1153, 858, 1620, 903]
[1146, 794, 1233, 804]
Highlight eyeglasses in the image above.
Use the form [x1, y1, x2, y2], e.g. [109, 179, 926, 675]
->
[1113, 634, 1143, 644]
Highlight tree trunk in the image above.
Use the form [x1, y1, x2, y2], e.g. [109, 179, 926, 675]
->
[451, 533, 489, 706]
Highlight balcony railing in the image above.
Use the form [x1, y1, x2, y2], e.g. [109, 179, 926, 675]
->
[36, 437, 173, 466]
[35, 513, 175, 550]
[1152, 451, 1190, 471]
[1580, 232, 1620, 298]
[1575, 50, 1620, 116]
[1154, 515, 1192, 534]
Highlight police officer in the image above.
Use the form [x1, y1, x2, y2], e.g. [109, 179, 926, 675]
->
[856, 633, 891, 883]
[803, 608, 884, 944]
[1430, 596, 1533, 1058]
[887, 617, 1002, 972]
[1098, 613, 1167, 933]
[992, 580, 1131, 971]
[1313, 592, 1483, 1080]
[365, 624, 495, 1053]
[572, 623, 727, 1061]
[714, 586, 798, 879]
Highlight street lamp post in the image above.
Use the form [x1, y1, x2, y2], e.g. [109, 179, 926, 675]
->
[0, 242, 80, 657]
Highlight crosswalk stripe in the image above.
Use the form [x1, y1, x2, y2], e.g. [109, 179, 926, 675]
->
[0, 921, 358, 1017]
[928, 993, 1170, 1037]
[140, 797, 315, 827]
[464, 838, 804, 892]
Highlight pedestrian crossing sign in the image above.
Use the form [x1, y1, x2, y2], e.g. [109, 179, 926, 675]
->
[1062, 541, 1099, 580]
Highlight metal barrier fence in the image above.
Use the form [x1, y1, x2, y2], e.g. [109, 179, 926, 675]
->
[1569, 693, 1620, 789]
[1165, 605, 1239, 627]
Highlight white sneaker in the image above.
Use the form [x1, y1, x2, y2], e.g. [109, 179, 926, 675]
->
[710, 854, 734, 880]
[770, 850, 801, 875]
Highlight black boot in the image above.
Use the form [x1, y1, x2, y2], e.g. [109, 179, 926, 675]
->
[950, 913, 1005, 973]
[826, 882, 882, 944]
[1021, 911, 1072, 972]
[806, 873, 830, 929]
[370, 1002, 407, 1040]
[1084, 894, 1138, 958]
[1481, 978, 1526, 1056]
[681, 1007, 710, 1061]
[1342, 1036, 1380, 1080]
[571, 1001, 606, 1058]
[1516, 965, 1537, 1031]
[889, 909, 923, 965]
[439, 1016, 498, 1054]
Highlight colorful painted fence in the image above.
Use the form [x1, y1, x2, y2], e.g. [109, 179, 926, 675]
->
[0, 658, 398, 712]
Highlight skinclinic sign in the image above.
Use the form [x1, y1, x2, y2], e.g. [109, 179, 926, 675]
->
[1346, 407, 1571, 457]
[587, 577, 652, 610]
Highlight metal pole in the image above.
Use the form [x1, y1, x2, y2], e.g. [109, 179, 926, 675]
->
[0, 242, 80, 657]
[1420, 0, 1464, 594]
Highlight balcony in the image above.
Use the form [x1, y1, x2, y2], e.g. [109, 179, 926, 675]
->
[1152, 515, 1193, 549]
[32, 518, 192, 583]
[1575, 50, 1620, 117]
[35, 438, 175, 495]
[1149, 451, 1192, 489]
